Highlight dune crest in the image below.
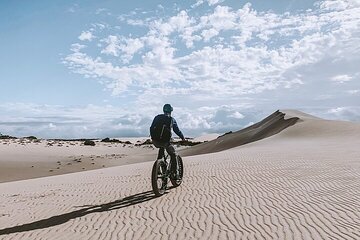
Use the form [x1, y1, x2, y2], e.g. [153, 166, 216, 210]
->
[181, 110, 299, 156]
[281, 109, 322, 120]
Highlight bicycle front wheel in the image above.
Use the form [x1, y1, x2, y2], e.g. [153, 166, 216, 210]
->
[151, 159, 167, 197]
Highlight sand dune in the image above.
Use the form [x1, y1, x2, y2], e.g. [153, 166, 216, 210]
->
[0, 110, 359, 239]
[180, 110, 299, 157]
[274, 109, 360, 139]
[0, 139, 156, 183]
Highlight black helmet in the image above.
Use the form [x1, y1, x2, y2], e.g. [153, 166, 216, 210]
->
[163, 104, 173, 113]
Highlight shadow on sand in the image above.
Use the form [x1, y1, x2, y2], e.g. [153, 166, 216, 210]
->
[0, 189, 167, 235]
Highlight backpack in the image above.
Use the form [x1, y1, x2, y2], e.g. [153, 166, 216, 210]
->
[150, 114, 172, 142]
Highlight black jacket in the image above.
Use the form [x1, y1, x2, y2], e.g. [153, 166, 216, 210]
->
[150, 114, 185, 141]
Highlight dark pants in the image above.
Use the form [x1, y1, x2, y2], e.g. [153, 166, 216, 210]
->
[153, 140, 177, 173]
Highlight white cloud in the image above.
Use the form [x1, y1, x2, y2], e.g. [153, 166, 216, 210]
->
[101, 35, 120, 56]
[0, 103, 146, 138]
[95, 8, 110, 15]
[331, 74, 353, 83]
[318, 0, 348, 10]
[0, 103, 260, 138]
[127, 19, 146, 26]
[100, 35, 144, 63]
[284, 78, 304, 88]
[2, 102, 359, 139]
[208, 0, 224, 6]
[317, 0, 360, 11]
[314, 94, 334, 100]
[326, 106, 360, 121]
[347, 89, 359, 94]
[91, 23, 107, 30]
[230, 112, 245, 119]
[70, 43, 86, 52]
[67, 4, 78, 13]
[64, 1, 360, 121]
[201, 28, 219, 41]
[78, 31, 94, 41]
[193, 0, 225, 7]
[120, 38, 144, 62]
[201, 5, 237, 31]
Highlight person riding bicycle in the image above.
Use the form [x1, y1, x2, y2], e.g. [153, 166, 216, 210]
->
[150, 104, 185, 180]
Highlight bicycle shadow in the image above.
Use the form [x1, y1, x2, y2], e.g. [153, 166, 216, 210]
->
[0, 190, 162, 236]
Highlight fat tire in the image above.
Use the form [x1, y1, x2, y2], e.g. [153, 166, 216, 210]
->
[151, 159, 167, 196]
[170, 155, 183, 187]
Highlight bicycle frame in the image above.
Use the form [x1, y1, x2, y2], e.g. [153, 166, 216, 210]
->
[160, 149, 171, 177]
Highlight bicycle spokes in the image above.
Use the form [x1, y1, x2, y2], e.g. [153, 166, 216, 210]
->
[152, 155, 183, 197]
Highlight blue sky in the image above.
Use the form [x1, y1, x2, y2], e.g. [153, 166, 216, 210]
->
[1, 0, 359, 138]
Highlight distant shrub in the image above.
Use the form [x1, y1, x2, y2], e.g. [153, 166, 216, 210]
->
[101, 137, 114, 142]
[26, 136, 37, 140]
[101, 138, 132, 144]
[0, 134, 17, 139]
[84, 140, 96, 146]
[218, 131, 233, 138]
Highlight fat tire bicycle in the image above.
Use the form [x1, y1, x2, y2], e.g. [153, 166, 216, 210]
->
[151, 149, 183, 197]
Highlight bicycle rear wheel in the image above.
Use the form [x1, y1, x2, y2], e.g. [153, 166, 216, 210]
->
[170, 155, 183, 187]
[151, 159, 167, 196]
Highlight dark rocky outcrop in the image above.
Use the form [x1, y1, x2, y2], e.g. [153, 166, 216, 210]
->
[84, 140, 96, 146]
[25, 136, 37, 140]
[0, 134, 17, 139]
[101, 138, 132, 144]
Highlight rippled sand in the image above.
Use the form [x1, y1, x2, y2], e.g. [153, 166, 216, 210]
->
[0, 110, 359, 239]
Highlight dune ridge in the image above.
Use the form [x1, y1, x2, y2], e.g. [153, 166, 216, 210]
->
[181, 110, 299, 156]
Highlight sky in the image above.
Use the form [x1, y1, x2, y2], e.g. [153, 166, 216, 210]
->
[0, 0, 359, 138]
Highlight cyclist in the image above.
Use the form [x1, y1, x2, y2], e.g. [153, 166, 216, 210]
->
[150, 104, 185, 180]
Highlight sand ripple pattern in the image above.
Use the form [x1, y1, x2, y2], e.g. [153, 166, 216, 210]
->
[0, 145, 359, 240]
